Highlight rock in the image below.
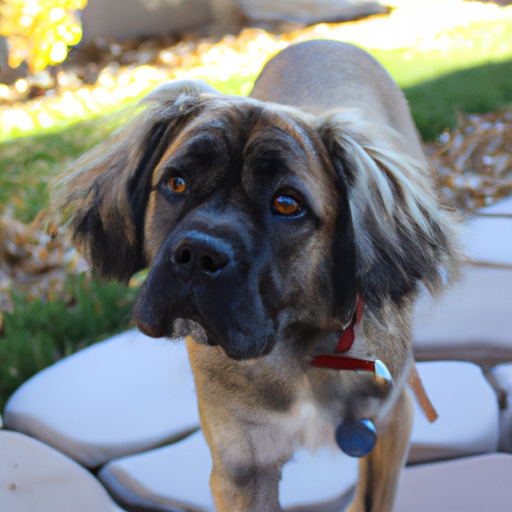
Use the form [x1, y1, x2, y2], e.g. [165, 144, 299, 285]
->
[475, 195, 512, 217]
[240, 0, 387, 25]
[99, 430, 359, 512]
[413, 266, 512, 368]
[99, 431, 214, 512]
[81, 0, 212, 43]
[395, 454, 512, 512]
[464, 216, 512, 267]
[489, 363, 512, 452]
[409, 361, 499, 463]
[0, 430, 126, 512]
[4, 329, 200, 468]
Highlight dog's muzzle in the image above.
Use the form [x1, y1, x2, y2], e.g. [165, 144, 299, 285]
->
[133, 226, 275, 360]
[171, 232, 233, 282]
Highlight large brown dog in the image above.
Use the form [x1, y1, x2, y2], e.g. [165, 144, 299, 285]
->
[50, 40, 461, 511]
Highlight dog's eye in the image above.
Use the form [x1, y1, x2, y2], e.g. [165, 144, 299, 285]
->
[168, 177, 186, 193]
[272, 195, 302, 216]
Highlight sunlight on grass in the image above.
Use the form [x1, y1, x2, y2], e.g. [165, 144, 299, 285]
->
[0, 0, 511, 142]
[2, 0, 512, 222]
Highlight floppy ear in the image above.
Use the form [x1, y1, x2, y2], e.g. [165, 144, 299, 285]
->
[49, 80, 219, 282]
[319, 110, 462, 309]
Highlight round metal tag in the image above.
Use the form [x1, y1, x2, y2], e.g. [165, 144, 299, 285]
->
[335, 419, 377, 457]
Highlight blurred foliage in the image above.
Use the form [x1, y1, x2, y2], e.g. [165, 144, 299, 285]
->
[0, 273, 138, 410]
[0, 0, 87, 72]
[432, 109, 512, 212]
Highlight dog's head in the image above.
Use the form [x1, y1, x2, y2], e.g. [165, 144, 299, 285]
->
[50, 80, 459, 360]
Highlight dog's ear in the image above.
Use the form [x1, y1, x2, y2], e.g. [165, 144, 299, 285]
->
[49, 79, 219, 282]
[319, 110, 462, 309]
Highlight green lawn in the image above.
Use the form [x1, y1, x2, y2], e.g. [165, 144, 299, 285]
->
[0, 114, 120, 223]
[404, 59, 512, 141]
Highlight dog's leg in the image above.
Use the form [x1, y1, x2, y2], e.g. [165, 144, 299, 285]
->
[346, 388, 414, 512]
[199, 411, 288, 512]
[209, 449, 284, 512]
[187, 339, 289, 512]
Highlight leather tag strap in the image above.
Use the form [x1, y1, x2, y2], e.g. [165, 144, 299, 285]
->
[408, 361, 438, 423]
[334, 294, 365, 353]
[311, 355, 375, 372]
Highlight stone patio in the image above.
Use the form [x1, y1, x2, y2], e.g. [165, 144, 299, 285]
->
[1, 196, 511, 510]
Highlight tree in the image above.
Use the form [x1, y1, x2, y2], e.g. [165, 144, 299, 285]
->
[0, 0, 87, 72]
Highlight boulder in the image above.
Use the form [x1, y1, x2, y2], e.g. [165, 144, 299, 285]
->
[489, 363, 512, 452]
[413, 266, 512, 368]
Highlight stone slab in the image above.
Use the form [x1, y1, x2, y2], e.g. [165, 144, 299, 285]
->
[4, 329, 200, 468]
[408, 362, 499, 463]
[0, 430, 125, 512]
[395, 454, 512, 512]
[489, 362, 512, 452]
[413, 266, 512, 368]
[475, 196, 512, 217]
[240, 0, 387, 24]
[463, 216, 512, 267]
[99, 430, 359, 512]
[81, 0, 212, 42]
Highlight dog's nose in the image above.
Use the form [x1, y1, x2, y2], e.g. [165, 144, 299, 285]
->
[172, 235, 232, 280]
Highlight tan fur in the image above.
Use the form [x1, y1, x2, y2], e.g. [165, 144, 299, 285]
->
[48, 40, 462, 512]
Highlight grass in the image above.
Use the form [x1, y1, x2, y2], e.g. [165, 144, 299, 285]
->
[404, 59, 512, 141]
[1, 12, 512, 410]
[370, 15, 512, 88]
[0, 112, 124, 223]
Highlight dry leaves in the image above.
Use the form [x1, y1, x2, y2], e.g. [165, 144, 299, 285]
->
[429, 109, 512, 212]
[0, 215, 87, 312]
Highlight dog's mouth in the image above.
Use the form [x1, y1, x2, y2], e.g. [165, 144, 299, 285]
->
[132, 267, 276, 361]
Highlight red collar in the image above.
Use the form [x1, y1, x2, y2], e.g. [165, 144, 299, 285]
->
[311, 294, 376, 373]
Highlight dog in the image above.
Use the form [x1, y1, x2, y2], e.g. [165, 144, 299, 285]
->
[50, 40, 461, 511]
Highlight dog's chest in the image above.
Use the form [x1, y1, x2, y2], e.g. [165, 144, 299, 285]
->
[272, 381, 342, 453]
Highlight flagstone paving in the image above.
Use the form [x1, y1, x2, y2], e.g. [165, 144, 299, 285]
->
[413, 191, 512, 368]
[0, 430, 126, 512]
[3, 329, 200, 468]
[408, 361, 498, 464]
[394, 454, 512, 512]
[413, 266, 512, 367]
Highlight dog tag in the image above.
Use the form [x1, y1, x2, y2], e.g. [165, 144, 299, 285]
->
[335, 419, 377, 457]
[374, 359, 393, 391]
